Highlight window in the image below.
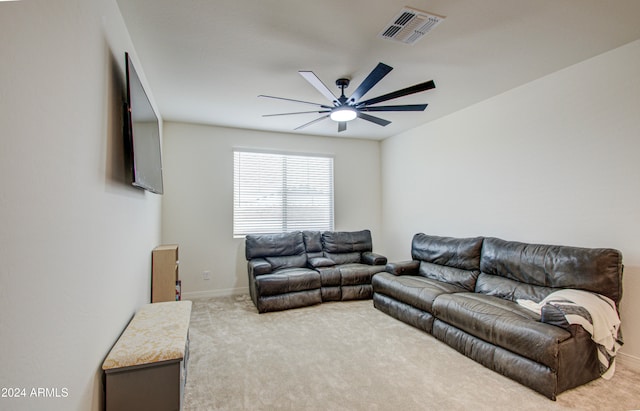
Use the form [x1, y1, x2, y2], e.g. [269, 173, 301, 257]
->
[233, 150, 334, 236]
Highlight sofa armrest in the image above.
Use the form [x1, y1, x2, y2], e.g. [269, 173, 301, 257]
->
[248, 258, 272, 276]
[308, 257, 335, 268]
[362, 252, 387, 266]
[385, 260, 420, 276]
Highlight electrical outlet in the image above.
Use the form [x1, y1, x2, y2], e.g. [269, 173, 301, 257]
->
[203, 270, 211, 280]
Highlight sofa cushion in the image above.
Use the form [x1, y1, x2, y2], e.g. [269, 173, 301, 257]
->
[325, 251, 361, 265]
[412, 234, 483, 271]
[419, 261, 479, 292]
[480, 237, 623, 304]
[475, 272, 555, 302]
[322, 230, 372, 253]
[372, 272, 467, 313]
[264, 254, 307, 271]
[245, 231, 306, 260]
[432, 293, 572, 368]
[339, 263, 385, 286]
[255, 267, 321, 296]
[303, 231, 323, 259]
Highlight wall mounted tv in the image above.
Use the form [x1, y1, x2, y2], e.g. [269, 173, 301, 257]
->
[124, 52, 164, 194]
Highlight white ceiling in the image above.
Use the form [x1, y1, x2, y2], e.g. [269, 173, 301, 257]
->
[117, 0, 640, 140]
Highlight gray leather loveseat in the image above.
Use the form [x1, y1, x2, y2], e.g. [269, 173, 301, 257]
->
[245, 229, 386, 313]
[372, 234, 623, 400]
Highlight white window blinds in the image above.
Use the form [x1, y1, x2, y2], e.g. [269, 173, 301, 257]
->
[233, 150, 334, 236]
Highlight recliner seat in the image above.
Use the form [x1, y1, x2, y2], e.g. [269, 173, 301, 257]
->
[246, 229, 387, 313]
[246, 231, 322, 313]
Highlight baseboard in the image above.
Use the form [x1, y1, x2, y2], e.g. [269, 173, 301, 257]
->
[616, 351, 640, 372]
[182, 287, 249, 300]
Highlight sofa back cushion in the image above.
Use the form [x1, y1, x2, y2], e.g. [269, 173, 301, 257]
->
[245, 231, 307, 270]
[326, 252, 361, 265]
[419, 262, 479, 292]
[322, 230, 372, 264]
[411, 234, 483, 290]
[479, 237, 623, 304]
[475, 272, 556, 302]
[411, 234, 483, 271]
[303, 231, 323, 259]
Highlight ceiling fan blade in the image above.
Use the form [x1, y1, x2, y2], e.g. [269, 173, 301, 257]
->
[358, 80, 436, 107]
[294, 114, 330, 130]
[357, 112, 391, 127]
[299, 71, 338, 103]
[263, 110, 330, 117]
[359, 104, 428, 112]
[258, 95, 332, 109]
[338, 121, 347, 132]
[348, 62, 393, 104]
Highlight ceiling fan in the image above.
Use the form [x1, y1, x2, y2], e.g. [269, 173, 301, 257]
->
[259, 62, 436, 132]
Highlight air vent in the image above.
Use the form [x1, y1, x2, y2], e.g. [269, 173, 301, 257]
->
[378, 7, 445, 45]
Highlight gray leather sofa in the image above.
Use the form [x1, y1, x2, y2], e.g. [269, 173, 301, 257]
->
[245, 229, 386, 313]
[372, 233, 623, 400]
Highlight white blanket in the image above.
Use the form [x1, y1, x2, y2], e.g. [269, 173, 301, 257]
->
[517, 289, 622, 379]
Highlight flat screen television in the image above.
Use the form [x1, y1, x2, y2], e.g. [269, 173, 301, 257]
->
[123, 52, 164, 194]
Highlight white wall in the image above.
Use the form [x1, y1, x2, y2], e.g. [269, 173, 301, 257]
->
[381, 40, 640, 365]
[161, 122, 382, 298]
[0, 1, 162, 410]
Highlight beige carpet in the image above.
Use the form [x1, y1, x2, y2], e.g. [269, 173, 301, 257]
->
[184, 295, 640, 411]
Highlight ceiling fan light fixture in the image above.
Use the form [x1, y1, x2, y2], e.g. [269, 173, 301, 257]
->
[261, 62, 435, 133]
[330, 106, 357, 122]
